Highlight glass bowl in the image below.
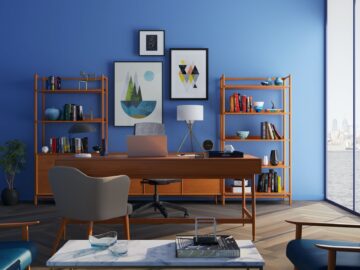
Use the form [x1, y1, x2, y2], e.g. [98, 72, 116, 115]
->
[109, 240, 128, 256]
[89, 231, 117, 248]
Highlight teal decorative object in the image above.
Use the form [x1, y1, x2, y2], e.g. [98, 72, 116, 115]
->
[236, 131, 250, 139]
[44, 108, 60, 120]
[274, 77, 283, 86]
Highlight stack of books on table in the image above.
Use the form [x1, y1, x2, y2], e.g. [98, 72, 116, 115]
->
[226, 179, 251, 194]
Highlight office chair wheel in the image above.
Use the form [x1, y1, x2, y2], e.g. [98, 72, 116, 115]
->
[184, 211, 189, 217]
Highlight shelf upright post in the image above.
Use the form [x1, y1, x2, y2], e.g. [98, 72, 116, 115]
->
[289, 75, 292, 205]
[34, 74, 38, 206]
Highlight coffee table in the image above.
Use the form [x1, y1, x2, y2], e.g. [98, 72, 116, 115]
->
[47, 240, 264, 269]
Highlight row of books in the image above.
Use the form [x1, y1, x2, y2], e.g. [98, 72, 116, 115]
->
[229, 93, 253, 112]
[257, 170, 282, 193]
[260, 122, 282, 140]
[63, 104, 84, 121]
[49, 137, 88, 153]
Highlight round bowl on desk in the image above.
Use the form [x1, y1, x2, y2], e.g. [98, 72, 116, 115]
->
[236, 131, 250, 139]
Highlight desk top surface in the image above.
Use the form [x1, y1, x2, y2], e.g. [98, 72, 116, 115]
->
[47, 239, 265, 267]
[55, 153, 260, 160]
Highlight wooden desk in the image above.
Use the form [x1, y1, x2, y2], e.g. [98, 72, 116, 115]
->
[55, 153, 262, 240]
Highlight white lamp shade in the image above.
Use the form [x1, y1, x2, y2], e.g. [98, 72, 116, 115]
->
[177, 105, 204, 121]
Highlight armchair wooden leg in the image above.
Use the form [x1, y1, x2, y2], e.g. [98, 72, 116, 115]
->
[53, 218, 67, 254]
[328, 250, 336, 270]
[123, 215, 130, 240]
[87, 221, 94, 236]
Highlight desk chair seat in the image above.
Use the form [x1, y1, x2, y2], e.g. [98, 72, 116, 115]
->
[0, 241, 37, 270]
[132, 123, 190, 218]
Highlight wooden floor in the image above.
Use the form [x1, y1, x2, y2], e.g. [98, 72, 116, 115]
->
[0, 200, 359, 270]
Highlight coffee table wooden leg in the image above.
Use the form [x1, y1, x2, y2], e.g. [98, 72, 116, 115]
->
[251, 175, 256, 241]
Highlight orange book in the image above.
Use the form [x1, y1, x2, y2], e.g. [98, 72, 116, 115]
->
[229, 94, 235, 112]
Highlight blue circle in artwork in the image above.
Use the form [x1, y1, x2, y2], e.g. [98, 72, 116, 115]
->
[144, 71, 155, 81]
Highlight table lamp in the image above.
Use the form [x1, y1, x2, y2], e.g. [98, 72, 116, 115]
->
[177, 105, 204, 152]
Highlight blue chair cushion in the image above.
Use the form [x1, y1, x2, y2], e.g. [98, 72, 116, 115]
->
[0, 241, 37, 270]
[287, 239, 360, 270]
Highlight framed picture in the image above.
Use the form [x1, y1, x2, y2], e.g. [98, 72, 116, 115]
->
[139, 30, 165, 56]
[170, 48, 208, 100]
[114, 61, 163, 126]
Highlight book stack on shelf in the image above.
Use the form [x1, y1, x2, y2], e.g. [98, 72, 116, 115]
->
[49, 137, 88, 154]
[260, 122, 282, 140]
[63, 104, 84, 121]
[257, 169, 282, 193]
[229, 93, 253, 112]
[226, 179, 251, 194]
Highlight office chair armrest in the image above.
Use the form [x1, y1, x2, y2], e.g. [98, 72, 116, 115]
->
[0, 221, 40, 241]
[285, 220, 360, 240]
[316, 244, 360, 253]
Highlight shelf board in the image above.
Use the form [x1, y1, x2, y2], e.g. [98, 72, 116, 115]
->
[224, 111, 287, 115]
[262, 162, 289, 169]
[224, 136, 285, 142]
[224, 85, 288, 90]
[39, 89, 102, 94]
[224, 192, 290, 197]
[41, 77, 103, 81]
[40, 118, 104, 123]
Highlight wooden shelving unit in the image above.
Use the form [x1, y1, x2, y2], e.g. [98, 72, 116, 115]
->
[33, 74, 108, 205]
[220, 75, 292, 205]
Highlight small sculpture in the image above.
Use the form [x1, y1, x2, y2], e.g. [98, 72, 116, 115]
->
[274, 77, 283, 86]
[261, 77, 273, 86]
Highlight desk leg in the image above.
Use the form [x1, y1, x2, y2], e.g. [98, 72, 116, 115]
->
[242, 178, 245, 226]
[251, 174, 256, 241]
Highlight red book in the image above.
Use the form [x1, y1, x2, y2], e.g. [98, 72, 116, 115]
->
[241, 95, 247, 112]
[234, 93, 240, 112]
[52, 137, 56, 153]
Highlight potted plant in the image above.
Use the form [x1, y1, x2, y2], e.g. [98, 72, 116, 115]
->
[0, 139, 26, 205]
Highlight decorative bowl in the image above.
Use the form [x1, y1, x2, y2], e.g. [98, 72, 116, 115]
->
[44, 107, 60, 121]
[89, 231, 117, 248]
[109, 240, 128, 256]
[236, 131, 250, 139]
[253, 102, 264, 112]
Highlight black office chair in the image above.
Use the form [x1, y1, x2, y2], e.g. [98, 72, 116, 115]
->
[132, 122, 189, 218]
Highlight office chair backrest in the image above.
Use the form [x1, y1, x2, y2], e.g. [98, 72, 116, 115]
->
[49, 166, 130, 221]
[135, 122, 165, 135]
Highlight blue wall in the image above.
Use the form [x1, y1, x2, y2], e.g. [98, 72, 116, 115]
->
[0, 0, 325, 201]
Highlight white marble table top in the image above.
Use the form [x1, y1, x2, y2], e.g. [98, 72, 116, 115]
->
[47, 240, 264, 268]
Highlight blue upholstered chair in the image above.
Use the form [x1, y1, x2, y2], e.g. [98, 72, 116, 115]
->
[286, 220, 360, 270]
[0, 221, 39, 270]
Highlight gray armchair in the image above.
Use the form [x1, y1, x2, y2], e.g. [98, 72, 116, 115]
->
[49, 166, 131, 253]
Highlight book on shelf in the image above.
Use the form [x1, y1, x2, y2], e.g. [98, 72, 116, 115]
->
[49, 136, 88, 154]
[260, 122, 282, 140]
[226, 186, 251, 194]
[63, 104, 84, 121]
[228, 93, 253, 113]
[233, 179, 249, 186]
[257, 172, 283, 193]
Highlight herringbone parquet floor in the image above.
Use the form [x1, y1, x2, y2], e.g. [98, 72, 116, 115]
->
[0, 200, 359, 270]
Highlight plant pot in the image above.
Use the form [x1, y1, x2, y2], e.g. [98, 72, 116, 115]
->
[1, 188, 19, 206]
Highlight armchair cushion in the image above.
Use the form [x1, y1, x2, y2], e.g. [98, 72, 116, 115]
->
[287, 239, 360, 270]
[0, 241, 37, 270]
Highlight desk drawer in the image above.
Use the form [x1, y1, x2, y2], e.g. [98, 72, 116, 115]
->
[129, 178, 143, 194]
[183, 179, 221, 194]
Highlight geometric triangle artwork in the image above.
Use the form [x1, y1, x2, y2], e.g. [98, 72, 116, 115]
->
[178, 60, 200, 90]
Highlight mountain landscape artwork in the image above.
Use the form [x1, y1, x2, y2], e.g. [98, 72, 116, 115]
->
[121, 72, 156, 119]
[114, 62, 162, 126]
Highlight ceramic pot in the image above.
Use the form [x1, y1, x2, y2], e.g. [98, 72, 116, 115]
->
[270, 150, 279, 166]
[274, 77, 283, 86]
[1, 188, 18, 206]
[44, 107, 60, 121]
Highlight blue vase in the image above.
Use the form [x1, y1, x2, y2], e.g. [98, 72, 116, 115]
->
[274, 77, 283, 86]
[45, 107, 60, 120]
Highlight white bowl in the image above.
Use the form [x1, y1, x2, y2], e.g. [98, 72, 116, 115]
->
[254, 101, 264, 107]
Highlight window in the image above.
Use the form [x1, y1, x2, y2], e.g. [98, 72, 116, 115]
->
[326, 0, 358, 212]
